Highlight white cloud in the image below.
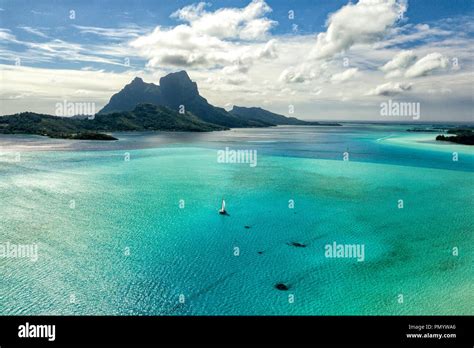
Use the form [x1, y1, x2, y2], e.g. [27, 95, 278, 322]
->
[310, 0, 406, 60]
[26, 39, 128, 66]
[279, 0, 407, 85]
[73, 25, 147, 40]
[19, 26, 49, 38]
[0, 29, 20, 43]
[380, 50, 417, 77]
[311, 88, 323, 96]
[331, 68, 359, 83]
[257, 38, 277, 59]
[170, 0, 276, 40]
[376, 23, 452, 49]
[74, 89, 92, 95]
[171, 2, 209, 22]
[222, 63, 249, 75]
[367, 81, 412, 96]
[212, 75, 250, 86]
[405, 52, 449, 78]
[0, 27, 135, 66]
[0, 64, 142, 115]
[7, 92, 31, 100]
[381, 51, 448, 78]
[278, 64, 319, 83]
[130, 0, 277, 70]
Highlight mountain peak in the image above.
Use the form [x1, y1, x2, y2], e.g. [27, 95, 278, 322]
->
[160, 70, 193, 85]
[98, 71, 297, 128]
[160, 70, 199, 100]
[130, 77, 145, 85]
[166, 70, 190, 79]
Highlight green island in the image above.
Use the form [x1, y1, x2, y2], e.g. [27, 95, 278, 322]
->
[0, 104, 226, 140]
[407, 126, 474, 145]
[436, 128, 474, 145]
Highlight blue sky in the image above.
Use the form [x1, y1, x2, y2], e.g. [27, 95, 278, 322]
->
[0, 0, 473, 121]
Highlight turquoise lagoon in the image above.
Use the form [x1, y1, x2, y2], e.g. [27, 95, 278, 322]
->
[0, 124, 472, 315]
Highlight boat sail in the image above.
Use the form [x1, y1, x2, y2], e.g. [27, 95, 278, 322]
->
[219, 199, 227, 215]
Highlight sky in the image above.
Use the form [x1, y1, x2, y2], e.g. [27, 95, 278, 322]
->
[0, 0, 473, 121]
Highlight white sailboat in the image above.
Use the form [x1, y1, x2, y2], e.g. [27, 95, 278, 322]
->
[219, 199, 227, 215]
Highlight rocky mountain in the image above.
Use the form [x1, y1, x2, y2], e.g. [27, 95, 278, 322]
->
[99, 77, 162, 114]
[99, 71, 262, 128]
[100, 71, 340, 128]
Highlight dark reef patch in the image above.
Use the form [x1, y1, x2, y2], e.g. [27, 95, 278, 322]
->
[287, 242, 306, 248]
[275, 283, 289, 291]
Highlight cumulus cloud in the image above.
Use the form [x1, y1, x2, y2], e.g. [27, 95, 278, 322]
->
[222, 62, 249, 75]
[257, 38, 277, 59]
[367, 81, 412, 96]
[279, 0, 407, 85]
[381, 51, 448, 78]
[330, 68, 359, 83]
[171, 0, 276, 40]
[405, 52, 449, 78]
[131, 0, 277, 71]
[278, 64, 319, 83]
[381, 50, 417, 77]
[219, 39, 276, 77]
[310, 0, 406, 60]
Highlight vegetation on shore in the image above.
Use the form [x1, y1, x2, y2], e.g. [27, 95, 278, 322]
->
[406, 126, 474, 145]
[59, 133, 118, 141]
[436, 128, 474, 145]
[0, 104, 226, 140]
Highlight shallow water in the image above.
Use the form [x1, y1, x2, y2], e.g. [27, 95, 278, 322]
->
[0, 124, 472, 315]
